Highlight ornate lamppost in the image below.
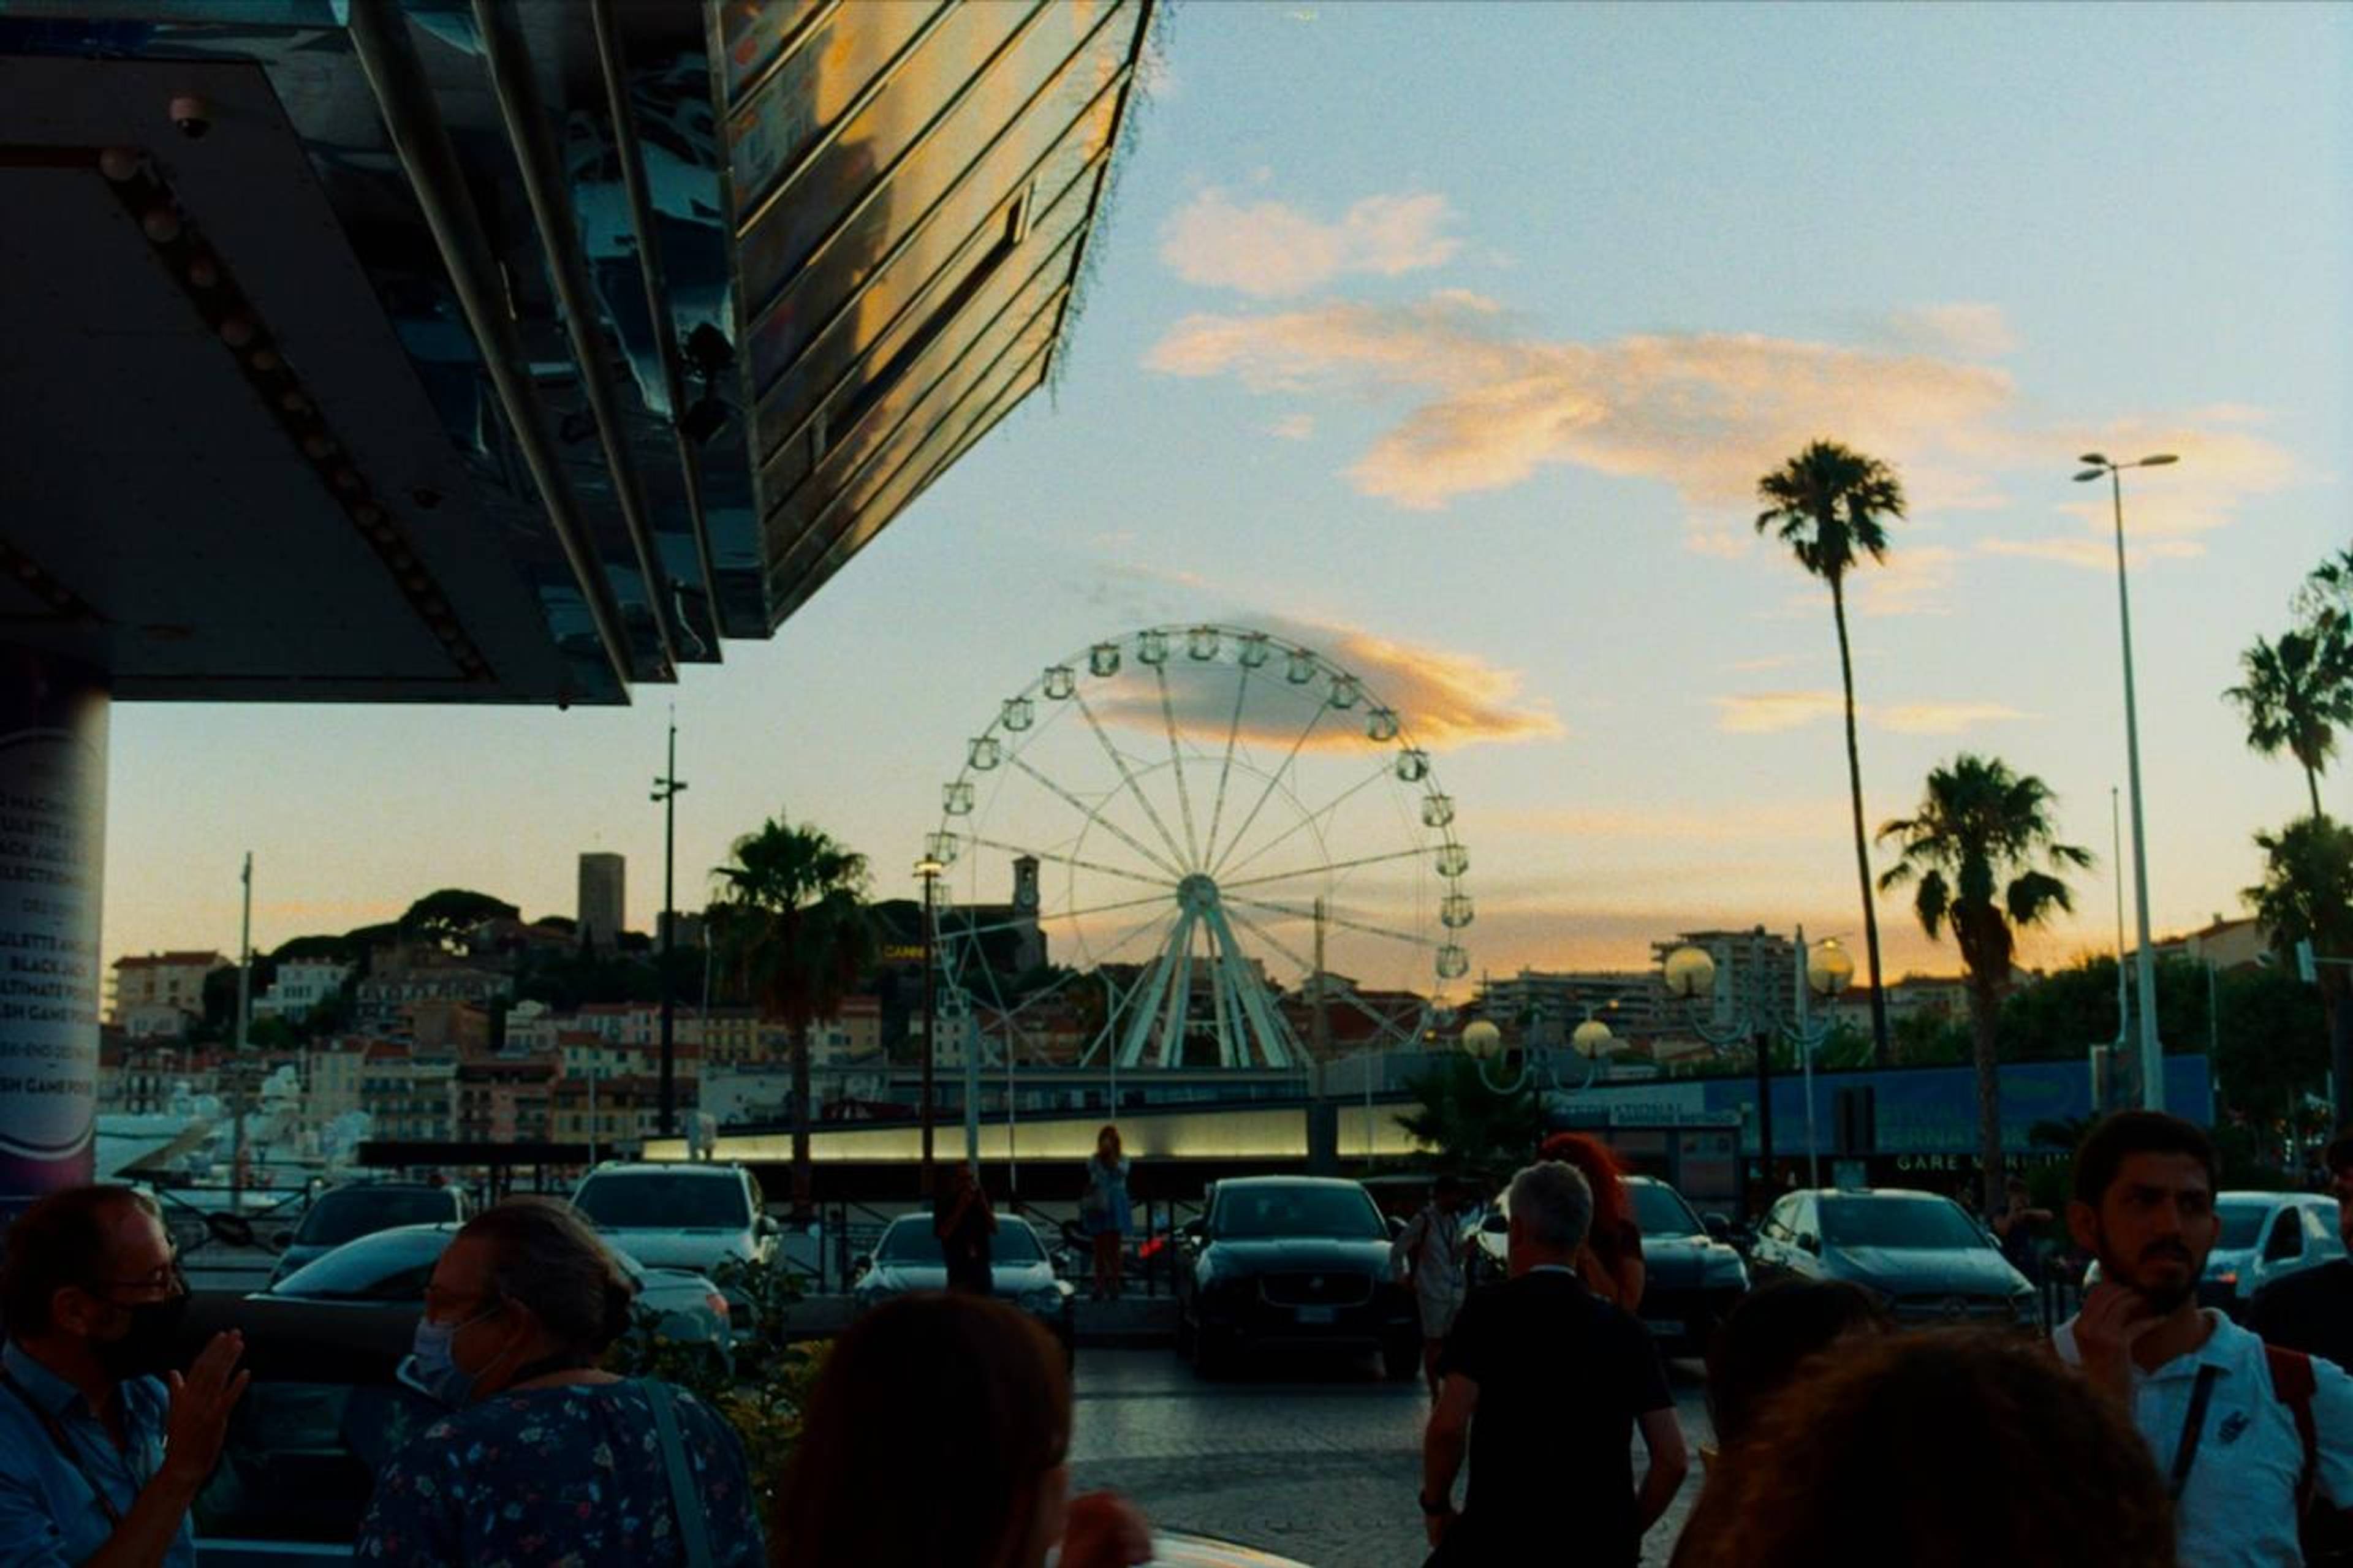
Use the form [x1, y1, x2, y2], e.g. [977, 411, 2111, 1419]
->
[1664, 928, 1855, 1200]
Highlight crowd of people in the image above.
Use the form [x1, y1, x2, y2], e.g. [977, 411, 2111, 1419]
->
[4, 1112, 2353, 1565]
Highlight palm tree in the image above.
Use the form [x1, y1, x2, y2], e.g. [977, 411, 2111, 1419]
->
[1394, 1055, 1545, 1176]
[2224, 628, 2353, 822]
[1757, 439, 1907, 1062]
[2243, 814, 2353, 1111]
[708, 814, 876, 1216]
[1877, 756, 2093, 1216]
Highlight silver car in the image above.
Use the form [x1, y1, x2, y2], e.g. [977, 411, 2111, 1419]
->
[260, 1222, 733, 1354]
[853, 1213, 1075, 1359]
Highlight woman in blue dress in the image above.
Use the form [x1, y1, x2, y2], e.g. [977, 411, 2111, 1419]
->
[1080, 1126, 1132, 1301]
[357, 1198, 762, 1567]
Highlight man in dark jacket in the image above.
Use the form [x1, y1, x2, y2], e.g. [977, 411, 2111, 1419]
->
[1418, 1160, 1687, 1566]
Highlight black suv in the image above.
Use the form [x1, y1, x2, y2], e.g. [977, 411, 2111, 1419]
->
[1172, 1176, 1419, 1379]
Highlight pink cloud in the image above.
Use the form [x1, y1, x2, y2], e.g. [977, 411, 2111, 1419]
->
[1159, 188, 1461, 299]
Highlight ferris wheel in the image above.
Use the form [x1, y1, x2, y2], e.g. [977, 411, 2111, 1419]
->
[925, 624, 1471, 1073]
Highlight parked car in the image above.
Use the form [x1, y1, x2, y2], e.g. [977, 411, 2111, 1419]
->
[1471, 1174, 1748, 1354]
[1748, 1187, 2039, 1328]
[260, 1222, 734, 1358]
[178, 1298, 1305, 1568]
[2083, 1189, 2347, 1317]
[1172, 1175, 1419, 1380]
[569, 1160, 780, 1319]
[265, 1183, 469, 1287]
[852, 1213, 1076, 1360]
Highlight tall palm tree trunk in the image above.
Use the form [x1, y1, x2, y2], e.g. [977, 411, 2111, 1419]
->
[1831, 578, 1892, 1061]
[790, 1020, 813, 1217]
[2305, 763, 2323, 823]
[1968, 975, 2005, 1218]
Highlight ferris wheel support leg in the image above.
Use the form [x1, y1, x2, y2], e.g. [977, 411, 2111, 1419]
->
[1207, 934, 1240, 1069]
[1158, 912, 1196, 1070]
[1117, 908, 1194, 1072]
[1201, 897, 1300, 1070]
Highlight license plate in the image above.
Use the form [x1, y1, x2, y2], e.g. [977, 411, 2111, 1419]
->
[1643, 1319, 1684, 1338]
[1296, 1305, 1336, 1325]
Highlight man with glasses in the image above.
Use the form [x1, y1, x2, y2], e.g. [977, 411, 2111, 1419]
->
[0, 1184, 248, 1566]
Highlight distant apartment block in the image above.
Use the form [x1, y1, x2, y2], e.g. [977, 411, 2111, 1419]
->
[1474, 969, 1669, 1043]
[108, 950, 230, 1038]
[354, 964, 512, 1031]
[578, 852, 626, 949]
[254, 958, 352, 1023]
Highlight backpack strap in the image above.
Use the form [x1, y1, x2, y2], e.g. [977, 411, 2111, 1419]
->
[2267, 1344, 2321, 1511]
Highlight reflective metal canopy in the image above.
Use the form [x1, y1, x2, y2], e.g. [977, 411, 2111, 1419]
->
[0, 1, 1153, 702]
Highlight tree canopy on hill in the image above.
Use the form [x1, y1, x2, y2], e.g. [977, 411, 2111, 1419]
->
[400, 888, 521, 948]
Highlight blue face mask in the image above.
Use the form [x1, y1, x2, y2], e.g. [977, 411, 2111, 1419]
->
[398, 1307, 499, 1408]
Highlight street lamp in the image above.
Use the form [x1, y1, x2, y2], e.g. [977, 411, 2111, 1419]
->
[1458, 1004, 1613, 1097]
[915, 855, 944, 1195]
[1794, 931, 1855, 1191]
[650, 713, 688, 1137]
[2074, 451, 2178, 1111]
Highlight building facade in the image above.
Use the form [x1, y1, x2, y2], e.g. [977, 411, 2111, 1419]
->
[578, 852, 626, 950]
[108, 951, 230, 1038]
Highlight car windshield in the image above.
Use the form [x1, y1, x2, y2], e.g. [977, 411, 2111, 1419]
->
[575, 1174, 751, 1230]
[877, 1219, 1043, 1264]
[1628, 1182, 1705, 1238]
[2216, 1200, 2273, 1251]
[293, 1189, 454, 1247]
[271, 1229, 447, 1301]
[1213, 1185, 1385, 1240]
[1821, 1197, 1990, 1251]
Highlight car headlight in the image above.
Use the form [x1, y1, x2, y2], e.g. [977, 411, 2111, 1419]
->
[1020, 1287, 1066, 1314]
[2011, 1290, 2041, 1323]
[1703, 1249, 1749, 1286]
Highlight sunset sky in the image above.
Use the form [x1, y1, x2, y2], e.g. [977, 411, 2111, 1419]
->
[102, 4, 2349, 996]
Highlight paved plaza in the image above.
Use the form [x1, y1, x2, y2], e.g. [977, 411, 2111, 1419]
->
[1066, 1349, 1714, 1567]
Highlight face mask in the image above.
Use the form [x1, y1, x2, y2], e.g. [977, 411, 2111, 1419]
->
[399, 1308, 500, 1408]
[89, 1292, 190, 1381]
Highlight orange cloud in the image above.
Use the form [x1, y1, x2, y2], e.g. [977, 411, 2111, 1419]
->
[1713, 691, 1848, 734]
[1089, 615, 1562, 754]
[1145, 296, 2297, 538]
[1977, 536, 2205, 570]
[1159, 188, 1460, 298]
[1712, 691, 2026, 736]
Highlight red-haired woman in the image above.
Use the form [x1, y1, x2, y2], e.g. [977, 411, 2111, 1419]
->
[1537, 1131, 1645, 1311]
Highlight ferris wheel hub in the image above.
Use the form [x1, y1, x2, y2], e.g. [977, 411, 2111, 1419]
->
[1175, 873, 1219, 914]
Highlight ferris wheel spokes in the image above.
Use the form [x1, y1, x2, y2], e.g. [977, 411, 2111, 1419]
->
[1216, 752, 1402, 882]
[1005, 754, 1183, 881]
[962, 835, 1169, 892]
[1205, 689, 1330, 881]
[1200, 660, 1254, 865]
[1071, 687, 1192, 873]
[1214, 844, 1436, 896]
[1155, 661, 1204, 868]
[1228, 892, 1438, 953]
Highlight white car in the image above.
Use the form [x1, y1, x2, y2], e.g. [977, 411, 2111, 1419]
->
[569, 1160, 781, 1277]
[2085, 1190, 2346, 1316]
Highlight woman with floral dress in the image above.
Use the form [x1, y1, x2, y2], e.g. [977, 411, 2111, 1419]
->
[357, 1198, 761, 1567]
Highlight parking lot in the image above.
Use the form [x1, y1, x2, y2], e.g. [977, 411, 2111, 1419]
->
[1067, 1348, 1715, 1567]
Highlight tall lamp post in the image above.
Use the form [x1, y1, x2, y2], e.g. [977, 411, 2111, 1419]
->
[650, 714, 687, 1137]
[2074, 451, 2178, 1110]
[1662, 930, 1854, 1203]
[915, 854, 944, 1194]
[1790, 931, 1855, 1192]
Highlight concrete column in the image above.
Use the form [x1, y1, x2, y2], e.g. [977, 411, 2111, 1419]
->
[0, 647, 108, 1222]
